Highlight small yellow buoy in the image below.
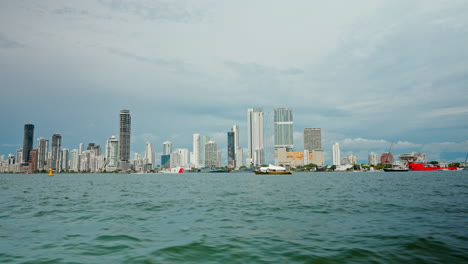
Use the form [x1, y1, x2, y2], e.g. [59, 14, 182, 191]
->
[48, 168, 54, 176]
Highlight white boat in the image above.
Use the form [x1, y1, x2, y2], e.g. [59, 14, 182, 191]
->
[254, 164, 292, 175]
[160, 167, 184, 174]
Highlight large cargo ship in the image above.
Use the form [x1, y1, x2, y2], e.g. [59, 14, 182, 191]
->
[408, 162, 458, 171]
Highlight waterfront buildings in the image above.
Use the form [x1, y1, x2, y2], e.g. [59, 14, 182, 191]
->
[380, 152, 394, 164]
[192, 134, 200, 168]
[60, 148, 69, 171]
[69, 149, 79, 172]
[22, 124, 34, 163]
[247, 108, 264, 166]
[163, 141, 172, 155]
[274, 108, 293, 151]
[176, 149, 189, 168]
[205, 141, 218, 167]
[144, 142, 155, 169]
[227, 131, 235, 167]
[37, 137, 48, 171]
[231, 125, 242, 168]
[304, 128, 321, 150]
[303, 128, 325, 166]
[50, 134, 62, 170]
[28, 149, 38, 172]
[332, 142, 340, 166]
[275, 148, 304, 167]
[200, 136, 210, 166]
[105, 136, 119, 171]
[118, 110, 131, 169]
[368, 152, 378, 166]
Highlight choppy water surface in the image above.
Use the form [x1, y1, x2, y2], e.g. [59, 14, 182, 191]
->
[1, 171, 468, 263]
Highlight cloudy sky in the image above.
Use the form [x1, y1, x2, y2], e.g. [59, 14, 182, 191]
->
[1, 0, 467, 164]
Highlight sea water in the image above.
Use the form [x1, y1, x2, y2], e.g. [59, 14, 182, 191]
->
[1, 171, 467, 263]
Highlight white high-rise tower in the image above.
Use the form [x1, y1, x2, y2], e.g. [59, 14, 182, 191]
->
[192, 134, 200, 168]
[163, 141, 172, 155]
[144, 142, 155, 169]
[247, 108, 264, 166]
[106, 136, 119, 170]
[332, 142, 341, 166]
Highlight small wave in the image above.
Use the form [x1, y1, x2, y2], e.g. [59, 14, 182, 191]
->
[95, 234, 142, 242]
[33, 210, 64, 217]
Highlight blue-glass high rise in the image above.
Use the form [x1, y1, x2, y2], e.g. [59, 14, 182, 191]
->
[22, 124, 34, 163]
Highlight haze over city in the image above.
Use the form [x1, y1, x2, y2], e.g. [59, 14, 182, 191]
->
[1, 0, 467, 164]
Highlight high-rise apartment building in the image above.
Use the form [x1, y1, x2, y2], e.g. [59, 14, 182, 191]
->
[204, 141, 218, 168]
[368, 152, 378, 166]
[118, 110, 131, 163]
[177, 149, 189, 168]
[22, 124, 34, 163]
[163, 141, 172, 155]
[332, 142, 340, 166]
[69, 149, 79, 172]
[303, 128, 324, 166]
[232, 125, 240, 166]
[144, 142, 155, 168]
[227, 131, 235, 167]
[28, 149, 38, 173]
[192, 134, 200, 168]
[304, 128, 322, 150]
[51, 134, 62, 170]
[274, 108, 293, 151]
[60, 149, 69, 171]
[200, 136, 210, 166]
[247, 108, 264, 166]
[106, 136, 119, 169]
[37, 137, 48, 170]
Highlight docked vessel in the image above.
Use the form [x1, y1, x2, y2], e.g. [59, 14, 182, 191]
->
[254, 164, 292, 175]
[383, 161, 408, 172]
[408, 162, 458, 171]
[160, 167, 184, 174]
[383, 163, 409, 172]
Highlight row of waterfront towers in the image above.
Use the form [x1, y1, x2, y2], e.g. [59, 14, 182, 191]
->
[7, 108, 325, 172]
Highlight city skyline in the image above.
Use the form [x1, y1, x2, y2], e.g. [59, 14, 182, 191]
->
[0, 1, 467, 164]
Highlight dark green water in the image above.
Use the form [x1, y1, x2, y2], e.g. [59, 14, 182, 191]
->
[1, 171, 468, 264]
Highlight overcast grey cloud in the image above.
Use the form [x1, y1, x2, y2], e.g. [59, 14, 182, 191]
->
[0, 0, 467, 164]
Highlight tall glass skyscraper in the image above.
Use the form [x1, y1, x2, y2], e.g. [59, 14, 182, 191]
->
[118, 110, 131, 162]
[247, 108, 264, 166]
[22, 124, 34, 163]
[274, 108, 293, 151]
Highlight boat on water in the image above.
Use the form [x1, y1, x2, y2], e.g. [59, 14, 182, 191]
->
[383, 161, 409, 172]
[408, 162, 458, 171]
[254, 164, 292, 175]
[130, 171, 158, 175]
[383, 164, 409, 172]
[159, 167, 184, 174]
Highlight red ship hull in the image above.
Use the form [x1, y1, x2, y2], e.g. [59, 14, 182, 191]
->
[408, 163, 458, 171]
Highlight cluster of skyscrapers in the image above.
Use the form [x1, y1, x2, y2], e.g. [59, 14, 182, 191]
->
[0, 107, 431, 173]
[0, 110, 155, 173]
[1, 108, 328, 173]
